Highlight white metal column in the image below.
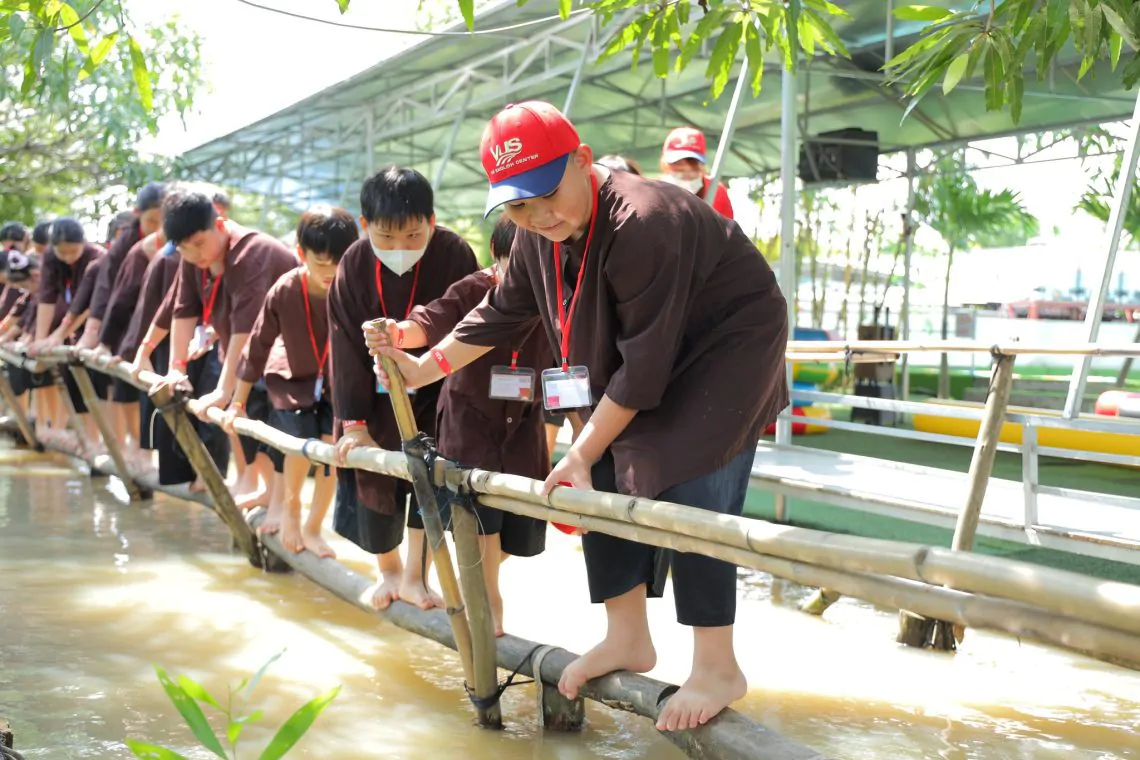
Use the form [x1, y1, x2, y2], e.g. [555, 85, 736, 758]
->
[1062, 91, 1140, 418]
[706, 53, 749, 204]
[900, 150, 917, 400]
[776, 59, 799, 447]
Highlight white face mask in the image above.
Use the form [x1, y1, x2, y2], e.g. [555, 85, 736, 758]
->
[371, 242, 426, 275]
[662, 174, 704, 195]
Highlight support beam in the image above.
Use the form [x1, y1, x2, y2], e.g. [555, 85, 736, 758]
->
[707, 52, 749, 204]
[1063, 90, 1140, 418]
[433, 84, 475, 190]
[899, 150, 917, 401]
[0, 370, 35, 449]
[69, 364, 142, 502]
[561, 22, 593, 118]
[775, 40, 799, 456]
[897, 351, 1017, 649]
[148, 382, 268, 570]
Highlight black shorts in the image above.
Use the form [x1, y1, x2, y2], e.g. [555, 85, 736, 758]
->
[582, 446, 754, 628]
[62, 364, 110, 414]
[156, 344, 230, 486]
[111, 377, 139, 404]
[236, 383, 271, 466]
[436, 489, 546, 558]
[266, 398, 334, 473]
[6, 365, 31, 396]
[333, 467, 425, 555]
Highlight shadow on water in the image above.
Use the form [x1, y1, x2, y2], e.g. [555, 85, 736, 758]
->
[3, 444, 1140, 759]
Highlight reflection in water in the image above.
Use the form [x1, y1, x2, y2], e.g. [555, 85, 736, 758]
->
[1, 443, 1140, 759]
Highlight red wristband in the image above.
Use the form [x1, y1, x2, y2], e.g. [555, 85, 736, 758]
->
[431, 348, 452, 376]
[144, 339, 158, 352]
[230, 401, 245, 410]
[342, 420, 367, 430]
[172, 359, 187, 370]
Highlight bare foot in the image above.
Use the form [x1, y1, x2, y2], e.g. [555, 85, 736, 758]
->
[279, 512, 303, 553]
[234, 487, 269, 511]
[655, 665, 747, 732]
[398, 577, 444, 610]
[366, 571, 401, 610]
[258, 501, 284, 536]
[559, 633, 657, 701]
[189, 478, 206, 493]
[302, 529, 336, 559]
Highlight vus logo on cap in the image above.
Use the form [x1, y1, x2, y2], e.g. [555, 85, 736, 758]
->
[480, 101, 581, 218]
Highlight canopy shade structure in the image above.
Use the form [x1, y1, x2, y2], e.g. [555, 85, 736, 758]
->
[179, 0, 1138, 219]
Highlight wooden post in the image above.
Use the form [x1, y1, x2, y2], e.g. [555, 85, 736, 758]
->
[0, 369, 36, 449]
[148, 381, 272, 571]
[52, 366, 88, 456]
[897, 351, 1017, 649]
[377, 356, 481, 722]
[449, 484, 503, 728]
[69, 364, 142, 501]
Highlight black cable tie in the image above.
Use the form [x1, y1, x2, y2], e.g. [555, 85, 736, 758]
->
[463, 643, 545, 710]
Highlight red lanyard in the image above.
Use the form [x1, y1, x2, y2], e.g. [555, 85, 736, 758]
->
[373, 259, 421, 319]
[552, 173, 599, 372]
[299, 273, 330, 376]
[490, 265, 522, 370]
[201, 269, 223, 326]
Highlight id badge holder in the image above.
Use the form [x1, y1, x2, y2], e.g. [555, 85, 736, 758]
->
[541, 366, 591, 411]
[489, 366, 536, 402]
[313, 374, 324, 400]
[64, 286, 72, 305]
[192, 325, 209, 354]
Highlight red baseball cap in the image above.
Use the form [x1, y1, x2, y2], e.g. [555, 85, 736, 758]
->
[662, 126, 707, 164]
[480, 101, 581, 218]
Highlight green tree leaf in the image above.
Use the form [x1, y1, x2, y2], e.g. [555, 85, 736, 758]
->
[226, 709, 265, 745]
[558, 0, 570, 20]
[124, 739, 192, 760]
[1110, 32, 1124, 70]
[457, 0, 473, 30]
[705, 18, 743, 99]
[893, 5, 953, 22]
[178, 675, 222, 711]
[942, 50, 969, 94]
[243, 649, 285, 700]
[58, 3, 87, 53]
[336, 0, 350, 12]
[154, 665, 228, 759]
[1009, 68, 1024, 124]
[744, 20, 765, 96]
[89, 30, 117, 64]
[127, 34, 153, 111]
[256, 686, 341, 760]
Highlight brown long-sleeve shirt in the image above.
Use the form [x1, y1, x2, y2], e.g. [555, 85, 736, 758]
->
[89, 221, 141, 323]
[40, 243, 104, 331]
[119, 251, 182, 361]
[237, 267, 330, 410]
[454, 169, 789, 500]
[0, 286, 24, 320]
[173, 228, 298, 357]
[329, 227, 478, 516]
[68, 253, 111, 318]
[99, 237, 150, 351]
[409, 269, 550, 480]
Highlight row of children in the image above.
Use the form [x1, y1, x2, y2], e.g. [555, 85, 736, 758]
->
[0, 111, 784, 732]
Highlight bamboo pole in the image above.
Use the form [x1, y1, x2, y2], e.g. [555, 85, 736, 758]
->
[199, 397, 1140, 643]
[51, 365, 89, 452]
[148, 380, 267, 570]
[477, 494, 1140, 671]
[0, 368, 35, 449]
[247, 510, 825, 760]
[898, 352, 1018, 649]
[784, 340, 1140, 357]
[376, 355, 484, 724]
[68, 363, 142, 502]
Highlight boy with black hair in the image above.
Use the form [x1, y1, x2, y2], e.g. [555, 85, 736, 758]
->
[329, 165, 477, 611]
[364, 214, 548, 634]
[160, 184, 297, 501]
[223, 205, 358, 559]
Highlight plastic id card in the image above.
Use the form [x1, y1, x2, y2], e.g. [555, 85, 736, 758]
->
[192, 325, 212, 354]
[313, 375, 324, 400]
[541, 366, 591, 411]
[489, 366, 535, 401]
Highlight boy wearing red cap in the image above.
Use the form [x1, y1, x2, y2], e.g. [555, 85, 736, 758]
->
[372, 102, 788, 731]
[660, 127, 734, 220]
